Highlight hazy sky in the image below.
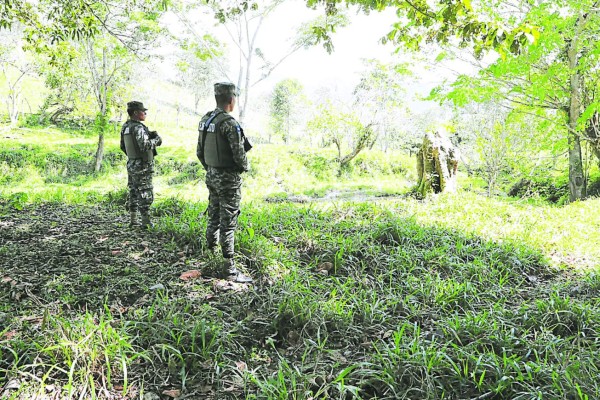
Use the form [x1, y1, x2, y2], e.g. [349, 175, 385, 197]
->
[157, 0, 472, 125]
[251, 2, 399, 94]
[179, 1, 431, 99]
[224, 1, 467, 104]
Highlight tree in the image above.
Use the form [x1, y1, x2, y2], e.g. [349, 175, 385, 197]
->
[436, 0, 600, 201]
[452, 102, 549, 197]
[81, 7, 163, 172]
[194, 0, 345, 124]
[0, 26, 33, 125]
[174, 36, 224, 114]
[36, 2, 164, 171]
[83, 35, 133, 172]
[36, 41, 89, 124]
[2, 1, 168, 171]
[269, 78, 305, 143]
[1, 0, 168, 49]
[307, 100, 376, 173]
[352, 59, 412, 152]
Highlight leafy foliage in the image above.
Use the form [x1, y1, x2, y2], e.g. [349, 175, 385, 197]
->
[304, 0, 539, 56]
[269, 78, 305, 143]
[174, 35, 224, 112]
[0, 0, 169, 50]
[433, 0, 600, 200]
[306, 100, 376, 172]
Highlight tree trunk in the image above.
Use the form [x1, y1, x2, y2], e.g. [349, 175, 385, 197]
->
[95, 132, 105, 172]
[567, 20, 586, 201]
[94, 47, 108, 172]
[591, 138, 600, 168]
[239, 14, 263, 126]
[7, 93, 19, 126]
[4, 68, 27, 126]
[338, 124, 375, 174]
[416, 131, 459, 197]
[585, 112, 600, 165]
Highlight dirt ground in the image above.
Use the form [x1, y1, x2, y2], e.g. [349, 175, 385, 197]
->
[0, 203, 192, 312]
[0, 202, 253, 399]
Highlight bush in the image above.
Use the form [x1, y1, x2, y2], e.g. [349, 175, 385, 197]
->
[351, 152, 407, 176]
[0, 142, 124, 185]
[0, 162, 28, 184]
[290, 150, 336, 180]
[154, 157, 187, 175]
[102, 149, 126, 169]
[168, 162, 204, 184]
[507, 177, 569, 203]
[288, 149, 409, 180]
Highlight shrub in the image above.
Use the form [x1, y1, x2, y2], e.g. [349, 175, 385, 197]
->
[507, 177, 569, 204]
[587, 174, 600, 198]
[168, 162, 204, 185]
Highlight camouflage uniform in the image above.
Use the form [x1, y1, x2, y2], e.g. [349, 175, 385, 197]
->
[120, 101, 161, 227]
[197, 84, 250, 260]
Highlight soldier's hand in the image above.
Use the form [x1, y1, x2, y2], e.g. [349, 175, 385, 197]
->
[154, 134, 162, 146]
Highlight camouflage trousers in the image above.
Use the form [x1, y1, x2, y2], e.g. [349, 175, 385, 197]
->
[127, 159, 154, 214]
[205, 167, 242, 259]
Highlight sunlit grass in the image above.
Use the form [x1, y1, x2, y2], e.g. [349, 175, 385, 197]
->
[0, 126, 413, 202]
[396, 191, 600, 270]
[3, 196, 600, 399]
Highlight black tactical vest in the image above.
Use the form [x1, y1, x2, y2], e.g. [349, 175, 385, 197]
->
[201, 111, 237, 168]
[121, 120, 153, 162]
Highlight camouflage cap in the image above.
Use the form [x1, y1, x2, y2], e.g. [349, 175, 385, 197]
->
[127, 101, 147, 112]
[214, 82, 239, 97]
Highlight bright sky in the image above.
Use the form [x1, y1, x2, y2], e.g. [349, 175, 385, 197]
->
[157, 0, 474, 125]
[220, 1, 466, 109]
[249, 1, 399, 96]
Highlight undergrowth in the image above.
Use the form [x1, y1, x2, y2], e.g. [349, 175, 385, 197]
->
[1, 199, 599, 399]
[1, 125, 599, 399]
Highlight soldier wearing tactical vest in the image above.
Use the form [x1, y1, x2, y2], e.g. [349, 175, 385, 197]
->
[120, 101, 162, 229]
[197, 82, 252, 283]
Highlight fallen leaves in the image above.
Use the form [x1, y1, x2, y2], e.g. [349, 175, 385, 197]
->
[235, 360, 247, 372]
[2, 330, 17, 340]
[317, 262, 333, 275]
[179, 269, 202, 281]
[95, 236, 109, 243]
[162, 388, 181, 398]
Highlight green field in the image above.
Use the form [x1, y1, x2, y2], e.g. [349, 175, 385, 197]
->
[1, 125, 599, 399]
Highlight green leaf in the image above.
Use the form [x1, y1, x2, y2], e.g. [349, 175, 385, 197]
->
[435, 51, 447, 62]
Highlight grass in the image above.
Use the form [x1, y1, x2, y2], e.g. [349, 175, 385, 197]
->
[0, 125, 412, 204]
[1, 125, 600, 399]
[397, 192, 600, 270]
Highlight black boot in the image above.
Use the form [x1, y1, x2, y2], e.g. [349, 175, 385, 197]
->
[140, 212, 153, 229]
[223, 258, 253, 283]
[129, 211, 140, 227]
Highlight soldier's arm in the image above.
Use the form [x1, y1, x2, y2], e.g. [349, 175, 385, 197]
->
[197, 117, 208, 169]
[223, 120, 249, 172]
[120, 127, 127, 154]
[133, 125, 159, 151]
